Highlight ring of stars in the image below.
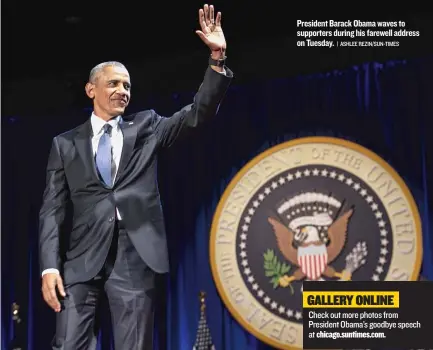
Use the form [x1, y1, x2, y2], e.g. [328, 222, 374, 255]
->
[237, 167, 391, 321]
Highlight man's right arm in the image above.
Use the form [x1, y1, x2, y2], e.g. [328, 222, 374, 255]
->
[39, 137, 69, 276]
[39, 137, 69, 312]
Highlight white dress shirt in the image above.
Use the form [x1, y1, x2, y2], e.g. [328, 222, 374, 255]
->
[90, 113, 123, 211]
[42, 113, 124, 277]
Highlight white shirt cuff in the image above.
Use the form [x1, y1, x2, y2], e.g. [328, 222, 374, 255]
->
[42, 268, 60, 277]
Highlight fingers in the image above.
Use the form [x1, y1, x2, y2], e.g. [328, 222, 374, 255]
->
[42, 275, 63, 312]
[209, 5, 214, 25]
[199, 5, 221, 31]
[57, 278, 66, 298]
[198, 9, 207, 33]
[215, 11, 222, 27]
[43, 282, 61, 312]
[204, 4, 210, 26]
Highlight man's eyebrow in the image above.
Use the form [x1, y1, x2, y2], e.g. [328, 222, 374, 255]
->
[107, 79, 131, 85]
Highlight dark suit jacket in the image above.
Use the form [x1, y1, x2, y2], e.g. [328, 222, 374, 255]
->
[39, 66, 233, 285]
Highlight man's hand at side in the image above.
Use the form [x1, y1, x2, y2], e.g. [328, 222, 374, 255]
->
[42, 272, 66, 312]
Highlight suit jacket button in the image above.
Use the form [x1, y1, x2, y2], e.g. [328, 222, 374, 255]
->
[109, 217, 115, 222]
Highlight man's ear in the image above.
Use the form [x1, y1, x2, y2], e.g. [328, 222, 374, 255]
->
[85, 82, 95, 99]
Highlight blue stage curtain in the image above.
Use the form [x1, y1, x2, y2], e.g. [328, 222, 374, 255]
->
[2, 56, 432, 349]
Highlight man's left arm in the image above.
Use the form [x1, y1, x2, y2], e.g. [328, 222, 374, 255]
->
[154, 60, 232, 148]
[153, 4, 232, 148]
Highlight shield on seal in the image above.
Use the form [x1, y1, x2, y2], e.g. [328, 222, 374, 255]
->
[297, 244, 328, 280]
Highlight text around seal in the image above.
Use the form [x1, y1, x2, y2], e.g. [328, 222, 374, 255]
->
[209, 136, 422, 349]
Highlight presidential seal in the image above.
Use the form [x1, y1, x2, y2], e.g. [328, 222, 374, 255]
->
[209, 137, 422, 349]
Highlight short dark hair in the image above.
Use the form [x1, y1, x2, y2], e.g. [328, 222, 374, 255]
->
[88, 61, 127, 83]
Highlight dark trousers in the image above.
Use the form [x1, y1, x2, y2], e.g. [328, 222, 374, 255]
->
[51, 222, 158, 350]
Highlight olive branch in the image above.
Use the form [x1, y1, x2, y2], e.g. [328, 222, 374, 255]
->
[263, 249, 294, 294]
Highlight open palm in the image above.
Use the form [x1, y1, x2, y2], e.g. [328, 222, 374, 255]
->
[196, 4, 226, 52]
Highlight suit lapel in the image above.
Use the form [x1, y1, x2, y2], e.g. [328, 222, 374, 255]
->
[115, 120, 137, 185]
[74, 120, 102, 185]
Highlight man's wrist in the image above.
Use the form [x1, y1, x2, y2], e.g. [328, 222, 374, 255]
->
[211, 49, 226, 60]
[209, 49, 227, 72]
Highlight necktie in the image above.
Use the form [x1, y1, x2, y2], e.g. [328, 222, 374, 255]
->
[95, 124, 114, 186]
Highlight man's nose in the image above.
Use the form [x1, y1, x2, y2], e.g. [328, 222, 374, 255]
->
[117, 85, 129, 95]
[116, 91, 129, 101]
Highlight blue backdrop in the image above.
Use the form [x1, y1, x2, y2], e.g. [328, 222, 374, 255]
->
[2, 56, 432, 349]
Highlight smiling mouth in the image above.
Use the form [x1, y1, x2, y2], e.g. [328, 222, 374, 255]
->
[114, 99, 127, 106]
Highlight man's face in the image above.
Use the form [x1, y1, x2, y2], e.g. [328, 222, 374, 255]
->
[85, 65, 131, 119]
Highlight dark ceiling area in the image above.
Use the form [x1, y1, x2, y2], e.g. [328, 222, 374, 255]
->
[3, 2, 284, 79]
[2, 2, 433, 116]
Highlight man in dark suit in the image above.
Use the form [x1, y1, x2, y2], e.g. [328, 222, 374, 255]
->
[38, 4, 232, 349]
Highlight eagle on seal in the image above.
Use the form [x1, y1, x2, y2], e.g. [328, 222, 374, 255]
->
[268, 208, 354, 288]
